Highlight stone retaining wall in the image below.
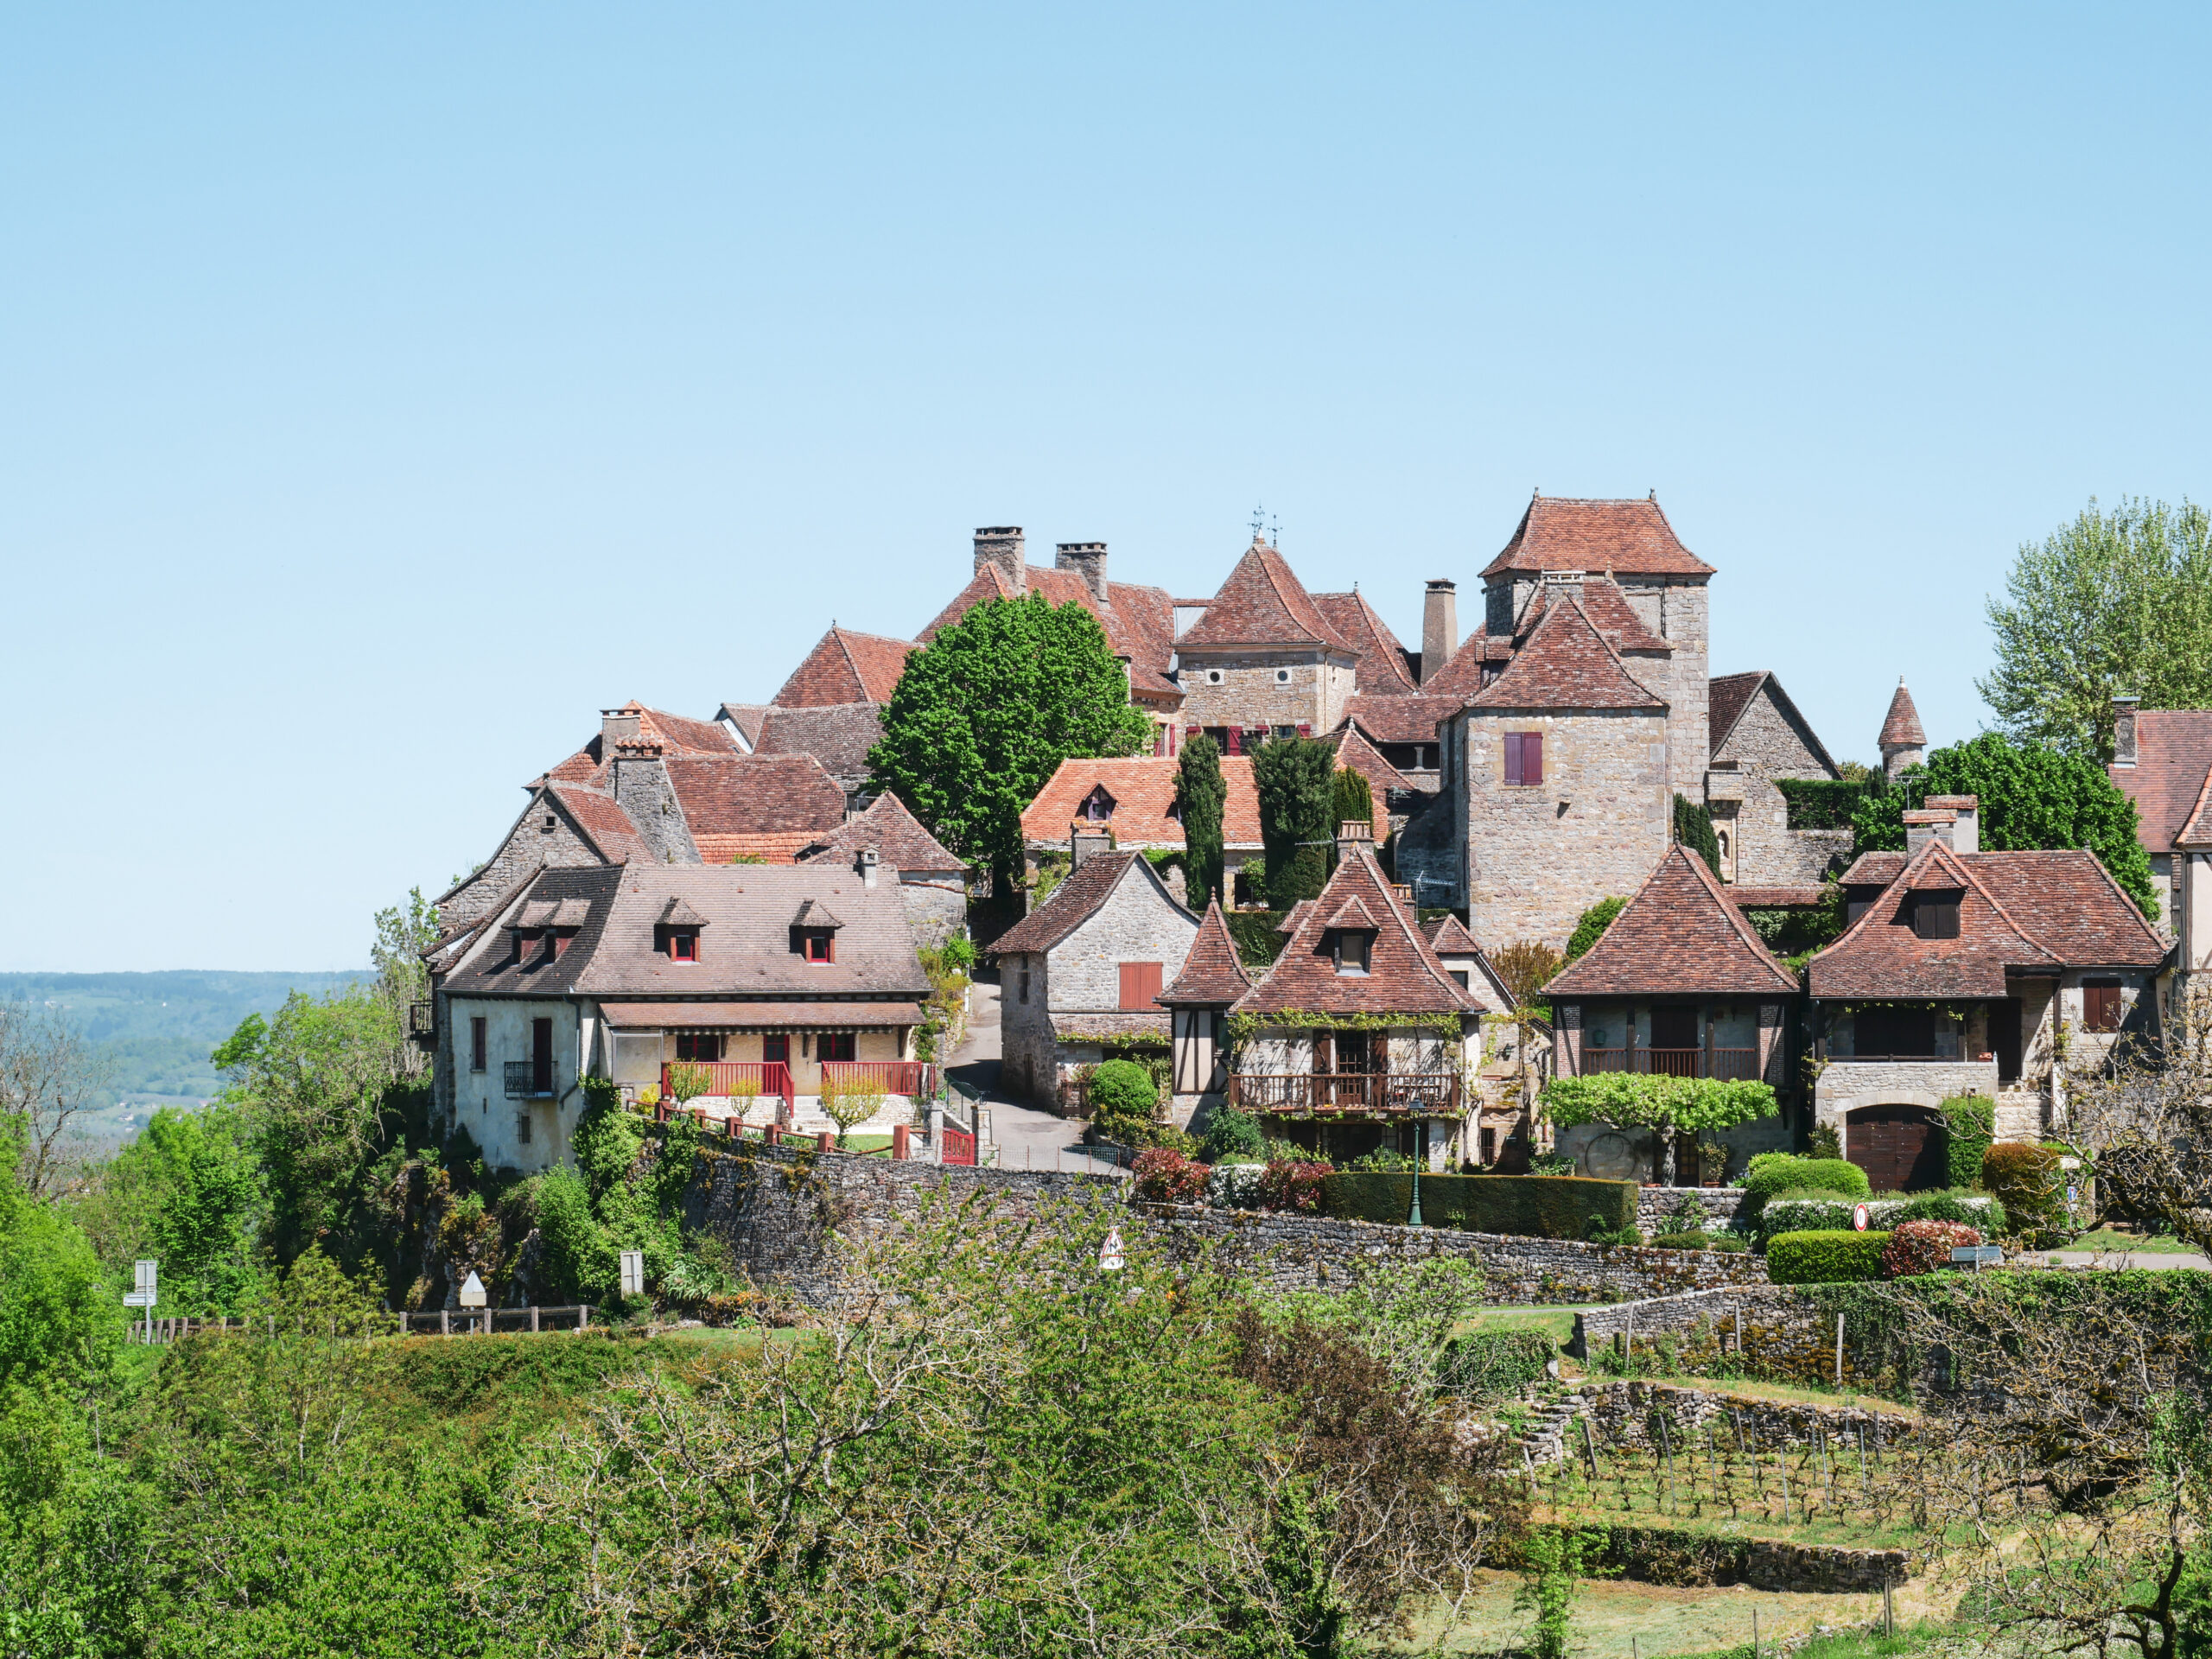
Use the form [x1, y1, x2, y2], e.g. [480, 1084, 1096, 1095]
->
[1573, 1286, 1889, 1385]
[1591, 1525, 1911, 1592]
[1572, 1379, 1910, 1455]
[1636, 1185, 1757, 1235]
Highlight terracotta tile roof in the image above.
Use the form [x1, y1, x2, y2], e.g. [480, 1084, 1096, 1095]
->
[1178, 537, 1357, 654]
[1052, 1011, 1173, 1040]
[1840, 853, 1908, 887]
[1414, 632, 1509, 701]
[1020, 756, 1262, 849]
[1341, 694, 1459, 745]
[716, 703, 770, 748]
[1728, 886, 1832, 908]
[917, 563, 1178, 685]
[1517, 577, 1671, 654]
[1417, 915, 1516, 1011]
[598, 1001, 925, 1029]
[1313, 591, 1419, 692]
[1231, 847, 1473, 1017]
[918, 563, 1020, 644]
[545, 784, 648, 866]
[1330, 723, 1414, 796]
[630, 703, 735, 754]
[799, 791, 967, 876]
[1965, 851, 2166, 965]
[1421, 913, 1482, 955]
[990, 853, 1187, 957]
[1158, 900, 1254, 1005]
[2177, 769, 2212, 848]
[753, 701, 884, 782]
[2115, 709, 2212, 853]
[772, 628, 916, 708]
[1708, 672, 1764, 753]
[692, 832, 827, 865]
[1546, 845, 1798, 998]
[664, 753, 848, 854]
[543, 740, 607, 785]
[1878, 680, 1927, 747]
[1466, 593, 1666, 710]
[1806, 842, 2058, 999]
[1480, 494, 1714, 580]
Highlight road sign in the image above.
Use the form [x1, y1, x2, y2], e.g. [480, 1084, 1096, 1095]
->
[1852, 1204, 1871, 1232]
[123, 1290, 156, 1307]
[458, 1270, 486, 1308]
[1097, 1229, 1125, 1273]
[619, 1251, 645, 1297]
[134, 1259, 157, 1294]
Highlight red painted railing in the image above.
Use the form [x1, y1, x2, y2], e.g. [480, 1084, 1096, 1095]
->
[662, 1061, 794, 1111]
[820, 1060, 934, 1096]
[940, 1124, 976, 1166]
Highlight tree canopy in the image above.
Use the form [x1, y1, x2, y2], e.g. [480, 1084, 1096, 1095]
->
[1852, 731, 2159, 919]
[867, 594, 1153, 892]
[1565, 897, 1625, 963]
[1176, 734, 1228, 906]
[1252, 737, 1336, 903]
[1980, 496, 2212, 761]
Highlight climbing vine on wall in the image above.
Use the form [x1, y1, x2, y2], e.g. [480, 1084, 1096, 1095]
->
[1539, 1072, 1779, 1135]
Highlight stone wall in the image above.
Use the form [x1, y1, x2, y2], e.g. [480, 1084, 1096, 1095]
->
[1711, 682, 1846, 887]
[439, 790, 601, 929]
[1144, 1205, 1770, 1303]
[1582, 1526, 1912, 1593]
[1635, 1185, 1758, 1234]
[897, 874, 968, 944]
[1174, 652, 1357, 738]
[1571, 1284, 1889, 1386]
[1814, 1059, 1997, 1146]
[1048, 862, 1198, 1014]
[1571, 1378, 1910, 1456]
[611, 753, 701, 864]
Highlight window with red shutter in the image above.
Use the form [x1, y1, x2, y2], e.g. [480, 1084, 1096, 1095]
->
[1119, 963, 1163, 1011]
[1524, 732, 1543, 785]
[1503, 733, 1523, 786]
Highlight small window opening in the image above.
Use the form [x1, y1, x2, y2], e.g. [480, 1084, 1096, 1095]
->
[817, 1032, 856, 1063]
[1911, 894, 1961, 940]
[470, 1017, 486, 1072]
[801, 931, 835, 963]
[517, 1111, 532, 1145]
[1333, 931, 1373, 976]
[669, 929, 699, 962]
[676, 1032, 724, 1061]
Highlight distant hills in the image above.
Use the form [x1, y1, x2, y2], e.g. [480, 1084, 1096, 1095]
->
[0, 969, 369, 1141]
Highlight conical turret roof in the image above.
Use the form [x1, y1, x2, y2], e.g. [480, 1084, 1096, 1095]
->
[1879, 678, 1927, 748]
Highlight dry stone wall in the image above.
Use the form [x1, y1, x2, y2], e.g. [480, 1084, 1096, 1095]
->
[1572, 1285, 1890, 1387]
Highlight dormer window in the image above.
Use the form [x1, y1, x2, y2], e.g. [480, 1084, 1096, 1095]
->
[513, 928, 543, 966]
[552, 929, 575, 959]
[799, 930, 835, 963]
[667, 928, 699, 962]
[655, 896, 709, 963]
[790, 897, 844, 963]
[1082, 785, 1116, 823]
[1910, 891, 1961, 940]
[1332, 930, 1373, 976]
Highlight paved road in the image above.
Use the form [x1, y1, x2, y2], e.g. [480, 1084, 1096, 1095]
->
[945, 976, 1123, 1178]
[2036, 1249, 2209, 1271]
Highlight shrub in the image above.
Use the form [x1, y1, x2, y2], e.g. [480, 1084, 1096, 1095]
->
[1765, 1230, 1891, 1284]
[1742, 1154, 1869, 1208]
[1650, 1231, 1715, 1251]
[1346, 1147, 1419, 1172]
[1255, 1159, 1329, 1214]
[1566, 897, 1626, 963]
[1198, 1103, 1266, 1163]
[1983, 1141, 2063, 1230]
[1438, 1330, 1554, 1402]
[1705, 1233, 1749, 1253]
[1808, 1123, 1842, 1160]
[1585, 1217, 1645, 1249]
[1319, 1173, 1637, 1238]
[1086, 1058, 1161, 1145]
[1893, 1191, 2007, 1235]
[1130, 1147, 1209, 1205]
[1223, 911, 1293, 967]
[1882, 1218, 1981, 1279]
[1941, 1095, 1995, 1190]
[1205, 1161, 1268, 1210]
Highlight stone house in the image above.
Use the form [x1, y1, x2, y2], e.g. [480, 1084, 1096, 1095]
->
[2108, 695, 2212, 953]
[429, 861, 933, 1173]
[1018, 755, 1263, 904]
[1705, 671, 1846, 887]
[1544, 844, 1801, 1182]
[1157, 899, 1253, 1110]
[798, 791, 970, 944]
[1808, 806, 2168, 1186]
[988, 847, 1202, 1113]
[1171, 533, 1363, 745]
[1226, 823, 1483, 1167]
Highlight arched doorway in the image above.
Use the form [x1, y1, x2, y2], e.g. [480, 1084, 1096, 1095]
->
[1845, 1104, 1947, 1193]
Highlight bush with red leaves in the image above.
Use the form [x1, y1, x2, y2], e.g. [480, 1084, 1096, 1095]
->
[1255, 1158, 1331, 1214]
[1882, 1217, 1982, 1279]
[1130, 1147, 1210, 1204]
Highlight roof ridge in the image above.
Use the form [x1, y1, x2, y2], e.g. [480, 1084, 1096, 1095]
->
[1927, 841, 2060, 964]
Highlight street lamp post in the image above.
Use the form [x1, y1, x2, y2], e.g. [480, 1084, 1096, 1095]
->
[1407, 1124, 1425, 1228]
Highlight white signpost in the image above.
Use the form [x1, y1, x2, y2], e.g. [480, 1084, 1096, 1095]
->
[458, 1270, 486, 1307]
[128, 1260, 158, 1342]
[620, 1250, 645, 1299]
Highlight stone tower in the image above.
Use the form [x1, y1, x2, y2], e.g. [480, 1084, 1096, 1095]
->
[1879, 678, 1927, 779]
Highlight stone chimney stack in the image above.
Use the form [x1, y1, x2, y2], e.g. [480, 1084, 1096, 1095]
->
[857, 848, 880, 888]
[601, 704, 643, 752]
[1904, 809, 1960, 855]
[1070, 825, 1112, 868]
[1055, 542, 1109, 603]
[1420, 580, 1458, 685]
[2113, 693, 2140, 767]
[974, 526, 1027, 593]
[1335, 819, 1376, 866]
[1925, 796, 1979, 854]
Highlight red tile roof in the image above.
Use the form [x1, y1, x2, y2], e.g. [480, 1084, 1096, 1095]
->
[1708, 672, 1764, 754]
[1466, 593, 1666, 710]
[772, 628, 916, 708]
[1178, 537, 1357, 654]
[991, 852, 1189, 957]
[917, 563, 1179, 685]
[543, 741, 607, 785]
[1020, 756, 1262, 849]
[664, 753, 849, 859]
[1331, 724, 1414, 797]
[2115, 709, 2212, 853]
[1342, 694, 1459, 745]
[1158, 900, 1254, 1005]
[1806, 842, 2059, 999]
[1546, 845, 1798, 997]
[753, 701, 884, 782]
[1965, 851, 2166, 966]
[1517, 577, 1671, 655]
[1480, 494, 1714, 580]
[799, 791, 967, 875]
[1878, 680, 1927, 747]
[1727, 886, 1832, 908]
[1416, 631, 1511, 701]
[1313, 591, 1419, 692]
[545, 784, 648, 866]
[1232, 847, 1473, 1017]
[1421, 913, 1482, 955]
[1840, 853, 1908, 887]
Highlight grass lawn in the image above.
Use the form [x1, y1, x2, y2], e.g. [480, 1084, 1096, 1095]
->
[1459, 1305, 1584, 1345]
[1596, 1374, 1919, 1419]
[2060, 1229, 2195, 1255]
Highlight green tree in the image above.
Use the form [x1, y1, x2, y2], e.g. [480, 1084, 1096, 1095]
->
[1672, 793, 1721, 876]
[1565, 897, 1625, 963]
[371, 887, 440, 1084]
[75, 1104, 267, 1315]
[1177, 734, 1230, 906]
[1852, 731, 2159, 918]
[1253, 738, 1336, 904]
[0, 1183, 121, 1391]
[1327, 767, 1373, 874]
[1980, 497, 2212, 762]
[867, 594, 1152, 897]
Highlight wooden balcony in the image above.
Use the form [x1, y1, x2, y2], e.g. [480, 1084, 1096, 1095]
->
[663, 1061, 794, 1109]
[820, 1060, 934, 1096]
[1228, 1071, 1461, 1116]
[1578, 1047, 1761, 1081]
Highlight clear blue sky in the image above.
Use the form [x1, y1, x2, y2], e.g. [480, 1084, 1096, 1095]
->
[5, 5, 2207, 971]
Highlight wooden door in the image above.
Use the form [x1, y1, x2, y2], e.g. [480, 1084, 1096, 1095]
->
[1846, 1105, 1946, 1193]
[531, 1018, 554, 1095]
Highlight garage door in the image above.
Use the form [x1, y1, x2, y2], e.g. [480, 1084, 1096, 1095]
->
[1846, 1105, 1947, 1193]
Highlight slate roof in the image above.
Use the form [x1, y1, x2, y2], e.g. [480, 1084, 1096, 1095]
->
[772, 628, 915, 708]
[1707, 671, 1840, 774]
[1340, 694, 1459, 746]
[664, 753, 848, 863]
[1178, 537, 1357, 654]
[1231, 846, 1474, 1018]
[2114, 709, 2212, 853]
[1879, 680, 1927, 748]
[799, 791, 967, 876]
[545, 784, 649, 866]
[1331, 724, 1414, 797]
[1465, 594, 1667, 711]
[1020, 756, 1263, 849]
[1157, 900, 1254, 1006]
[990, 853, 1192, 957]
[1805, 842, 2164, 999]
[752, 702, 884, 783]
[1313, 590, 1419, 692]
[1545, 844, 1798, 998]
[1053, 1011, 1173, 1039]
[1480, 494, 1714, 579]
[444, 864, 930, 1001]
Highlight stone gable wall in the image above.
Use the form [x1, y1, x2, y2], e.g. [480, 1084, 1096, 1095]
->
[442, 798, 601, 929]
[999, 949, 1057, 1103]
[612, 755, 700, 864]
[1048, 866, 1198, 1013]
[1713, 685, 1844, 886]
[1174, 652, 1356, 737]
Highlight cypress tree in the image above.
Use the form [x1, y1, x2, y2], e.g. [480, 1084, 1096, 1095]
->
[1175, 734, 1228, 906]
[1673, 793, 1723, 877]
[1254, 737, 1336, 903]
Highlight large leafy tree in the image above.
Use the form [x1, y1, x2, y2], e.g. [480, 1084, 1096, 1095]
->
[868, 595, 1152, 896]
[1980, 496, 2212, 762]
[1253, 737, 1337, 904]
[1175, 734, 1229, 906]
[1852, 732, 2158, 919]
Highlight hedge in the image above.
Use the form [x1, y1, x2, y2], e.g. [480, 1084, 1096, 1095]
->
[1773, 777, 1870, 830]
[1224, 911, 1293, 969]
[1766, 1230, 1892, 1284]
[1439, 1330, 1554, 1402]
[1319, 1173, 1637, 1238]
[1983, 1141, 2063, 1228]
[1741, 1155, 1870, 1207]
[1758, 1191, 2005, 1248]
[1941, 1096, 1995, 1191]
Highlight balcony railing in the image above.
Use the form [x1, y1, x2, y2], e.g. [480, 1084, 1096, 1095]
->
[662, 1061, 795, 1110]
[1228, 1072, 1461, 1116]
[1580, 1047, 1762, 1080]
[820, 1060, 934, 1097]
[505, 1060, 554, 1099]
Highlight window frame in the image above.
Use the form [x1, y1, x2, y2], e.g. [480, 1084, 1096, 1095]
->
[669, 929, 700, 963]
[1503, 731, 1545, 787]
[470, 1016, 487, 1072]
[817, 1031, 857, 1064]
[1332, 929, 1373, 976]
[800, 930, 836, 963]
[1911, 893, 1962, 941]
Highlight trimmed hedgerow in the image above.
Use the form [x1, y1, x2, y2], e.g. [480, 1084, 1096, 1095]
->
[1765, 1230, 1892, 1284]
[1741, 1154, 1870, 1208]
[1983, 1141, 2063, 1230]
[1319, 1173, 1637, 1238]
[1941, 1095, 1995, 1191]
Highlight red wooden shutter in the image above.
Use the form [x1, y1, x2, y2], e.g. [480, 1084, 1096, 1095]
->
[1296, 722, 1312, 738]
[1139, 962, 1163, 1005]
[1503, 733, 1523, 786]
[1524, 732, 1543, 785]
[1119, 963, 1143, 1011]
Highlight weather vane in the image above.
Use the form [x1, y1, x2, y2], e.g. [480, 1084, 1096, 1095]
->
[1250, 502, 1266, 540]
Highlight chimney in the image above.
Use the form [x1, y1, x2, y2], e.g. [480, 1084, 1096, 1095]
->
[1420, 580, 1458, 686]
[601, 705, 642, 751]
[1903, 809, 1959, 855]
[974, 526, 1027, 594]
[1056, 542, 1109, 603]
[1070, 824, 1112, 868]
[856, 848, 880, 888]
[2113, 693, 2139, 767]
[1335, 818, 1376, 865]
[1924, 796, 1979, 854]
